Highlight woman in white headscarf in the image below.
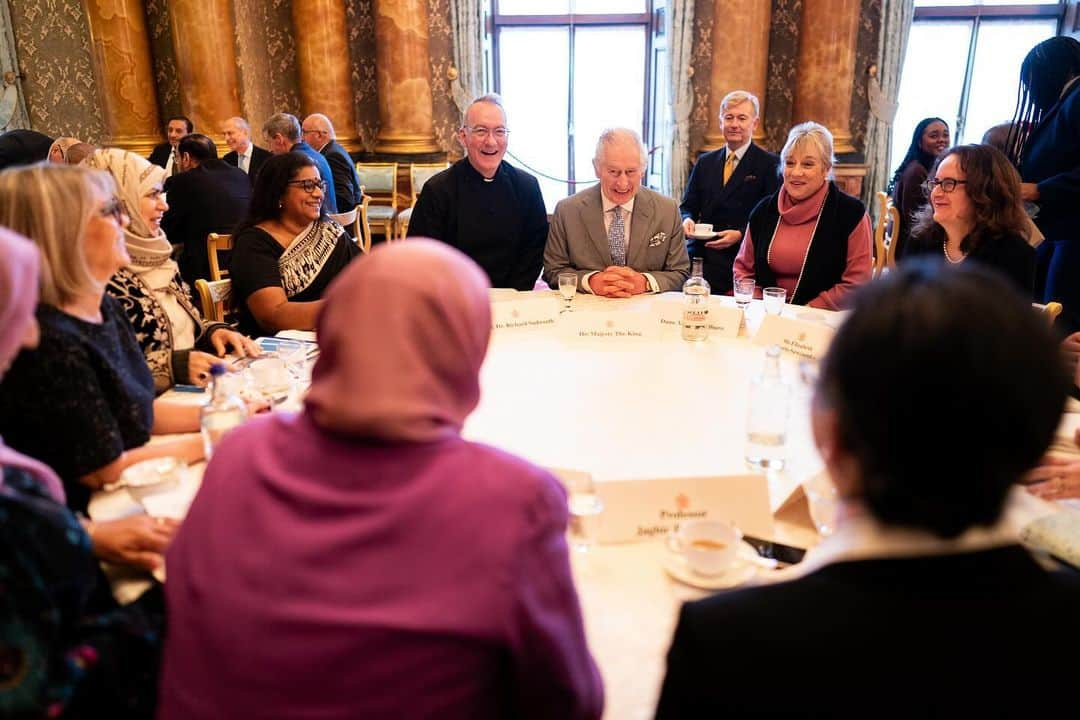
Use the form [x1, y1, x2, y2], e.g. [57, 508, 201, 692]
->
[83, 148, 257, 392]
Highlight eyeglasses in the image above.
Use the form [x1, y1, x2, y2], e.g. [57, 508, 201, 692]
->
[463, 126, 509, 141]
[287, 178, 328, 194]
[924, 178, 967, 194]
[98, 197, 126, 223]
[302, 128, 327, 136]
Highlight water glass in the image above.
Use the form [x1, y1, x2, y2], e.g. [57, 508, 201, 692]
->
[803, 471, 839, 537]
[557, 272, 577, 313]
[566, 475, 604, 552]
[733, 278, 756, 308]
[762, 286, 786, 315]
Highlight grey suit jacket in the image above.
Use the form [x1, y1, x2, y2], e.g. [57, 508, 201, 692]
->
[543, 185, 689, 293]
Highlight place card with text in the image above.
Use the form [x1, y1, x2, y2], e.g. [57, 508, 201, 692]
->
[490, 295, 561, 332]
[752, 313, 834, 359]
[558, 309, 657, 343]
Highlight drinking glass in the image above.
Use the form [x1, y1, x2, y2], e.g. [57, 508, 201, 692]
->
[566, 475, 604, 552]
[763, 286, 786, 315]
[803, 471, 839, 537]
[558, 272, 577, 313]
[733, 278, 756, 308]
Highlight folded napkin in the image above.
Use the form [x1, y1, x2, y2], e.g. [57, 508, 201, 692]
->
[1020, 510, 1080, 569]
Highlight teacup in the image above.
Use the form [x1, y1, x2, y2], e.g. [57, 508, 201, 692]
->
[121, 456, 185, 505]
[695, 223, 713, 236]
[667, 519, 742, 576]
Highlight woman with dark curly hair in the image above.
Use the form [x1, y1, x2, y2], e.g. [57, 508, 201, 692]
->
[888, 117, 949, 259]
[905, 144, 1034, 295]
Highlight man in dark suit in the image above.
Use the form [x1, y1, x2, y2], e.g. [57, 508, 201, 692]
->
[680, 91, 779, 293]
[0, 129, 52, 170]
[162, 133, 251, 285]
[221, 116, 271, 186]
[148, 115, 193, 176]
[262, 112, 337, 212]
[302, 113, 361, 214]
[655, 261, 1080, 719]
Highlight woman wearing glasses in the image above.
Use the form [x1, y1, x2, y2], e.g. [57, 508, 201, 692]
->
[84, 148, 258, 393]
[905, 144, 1034, 295]
[888, 117, 950, 260]
[230, 152, 360, 336]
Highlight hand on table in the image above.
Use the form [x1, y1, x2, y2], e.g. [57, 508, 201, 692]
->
[1020, 182, 1040, 202]
[588, 266, 649, 297]
[705, 229, 742, 249]
[90, 515, 180, 571]
[1023, 428, 1080, 501]
[209, 327, 260, 359]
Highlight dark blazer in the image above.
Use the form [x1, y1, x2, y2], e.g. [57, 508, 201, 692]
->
[222, 144, 272, 185]
[655, 545, 1080, 719]
[161, 159, 252, 285]
[319, 140, 362, 213]
[290, 141, 337, 212]
[148, 142, 172, 169]
[0, 129, 54, 170]
[905, 229, 1035, 298]
[680, 142, 780, 293]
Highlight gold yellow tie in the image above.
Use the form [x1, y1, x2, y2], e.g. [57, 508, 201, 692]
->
[723, 151, 737, 185]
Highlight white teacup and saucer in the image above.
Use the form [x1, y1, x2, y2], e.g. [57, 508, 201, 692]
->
[663, 519, 757, 590]
[688, 222, 718, 240]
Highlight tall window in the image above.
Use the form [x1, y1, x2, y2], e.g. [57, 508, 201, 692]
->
[890, 0, 1065, 170]
[491, 1, 666, 210]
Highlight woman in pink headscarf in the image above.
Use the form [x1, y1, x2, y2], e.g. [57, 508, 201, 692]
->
[161, 240, 604, 720]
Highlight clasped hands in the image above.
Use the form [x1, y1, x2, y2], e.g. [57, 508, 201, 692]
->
[588, 266, 650, 297]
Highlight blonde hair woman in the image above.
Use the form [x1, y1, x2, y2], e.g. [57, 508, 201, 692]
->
[734, 121, 872, 308]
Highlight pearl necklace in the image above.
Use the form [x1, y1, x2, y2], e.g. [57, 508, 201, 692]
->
[943, 242, 964, 264]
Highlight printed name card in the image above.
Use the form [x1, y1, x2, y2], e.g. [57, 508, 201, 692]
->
[490, 296, 561, 332]
[559, 310, 657, 342]
[570, 472, 774, 544]
[652, 294, 743, 339]
[752, 314, 834, 359]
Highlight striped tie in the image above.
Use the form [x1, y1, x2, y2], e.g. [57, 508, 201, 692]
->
[609, 205, 626, 266]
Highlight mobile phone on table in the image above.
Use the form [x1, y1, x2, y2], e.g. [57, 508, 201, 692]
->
[741, 534, 807, 566]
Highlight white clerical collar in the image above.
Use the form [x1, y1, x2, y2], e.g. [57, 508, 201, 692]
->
[601, 193, 635, 216]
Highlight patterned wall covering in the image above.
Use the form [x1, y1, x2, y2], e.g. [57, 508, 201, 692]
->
[8, 0, 105, 142]
[345, 0, 379, 150]
[231, 0, 301, 129]
[143, 0, 179, 133]
[427, 0, 463, 158]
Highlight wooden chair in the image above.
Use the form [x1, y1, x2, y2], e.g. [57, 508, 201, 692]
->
[328, 194, 373, 254]
[354, 162, 398, 243]
[206, 233, 233, 282]
[872, 191, 901, 278]
[395, 161, 449, 240]
[195, 278, 233, 324]
[1035, 301, 1063, 323]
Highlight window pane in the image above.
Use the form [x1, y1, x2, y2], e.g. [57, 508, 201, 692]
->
[498, 27, 571, 211]
[648, 46, 668, 189]
[496, 0, 571, 14]
[914, 0, 1051, 5]
[572, 25, 646, 188]
[890, 21, 971, 184]
[964, 19, 1057, 144]
[572, 0, 647, 12]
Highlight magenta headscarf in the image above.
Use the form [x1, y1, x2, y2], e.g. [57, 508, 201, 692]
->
[0, 228, 65, 502]
[304, 239, 492, 442]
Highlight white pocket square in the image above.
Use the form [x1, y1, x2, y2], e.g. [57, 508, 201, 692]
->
[648, 232, 667, 247]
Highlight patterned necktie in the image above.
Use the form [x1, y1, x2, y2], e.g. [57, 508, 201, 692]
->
[723, 151, 737, 185]
[608, 205, 627, 266]
[239, 152, 249, 174]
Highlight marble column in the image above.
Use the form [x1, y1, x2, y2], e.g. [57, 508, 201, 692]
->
[791, 0, 861, 154]
[373, 0, 439, 154]
[703, 0, 772, 151]
[292, 0, 361, 153]
[84, 0, 161, 155]
[169, 0, 242, 145]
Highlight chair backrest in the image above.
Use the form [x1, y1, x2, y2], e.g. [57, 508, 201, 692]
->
[195, 278, 233, 324]
[885, 202, 901, 270]
[872, 191, 900, 278]
[408, 162, 449, 207]
[1035, 301, 1063, 323]
[328, 206, 357, 228]
[206, 233, 233, 281]
[331, 197, 373, 254]
[355, 162, 399, 211]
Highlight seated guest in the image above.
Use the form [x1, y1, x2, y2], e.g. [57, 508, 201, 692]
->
[161, 133, 252, 284]
[84, 148, 256, 393]
[148, 115, 192, 176]
[65, 141, 95, 166]
[734, 122, 872, 309]
[905, 144, 1035, 296]
[229, 152, 359, 336]
[161, 240, 603, 720]
[656, 260, 1079, 718]
[47, 135, 84, 163]
[680, 90, 780, 293]
[887, 117, 949, 259]
[262, 112, 337, 212]
[0, 128, 52, 170]
[545, 127, 689, 295]
[0, 228, 166, 718]
[221, 116, 271, 184]
[302, 113, 362, 214]
[408, 94, 548, 290]
[0, 163, 203, 567]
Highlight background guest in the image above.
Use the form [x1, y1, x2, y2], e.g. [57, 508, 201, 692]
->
[221, 116, 271, 185]
[161, 240, 604, 720]
[262, 112, 337, 211]
[229, 152, 359, 336]
[47, 135, 83, 164]
[656, 260, 1079, 717]
[0, 128, 52, 170]
[905, 144, 1034, 296]
[84, 148, 257, 393]
[888, 117, 950, 259]
[302, 113, 362, 214]
[734, 122, 872, 308]
[148, 115, 192, 177]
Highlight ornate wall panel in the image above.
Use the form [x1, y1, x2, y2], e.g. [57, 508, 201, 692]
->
[144, 0, 180, 131]
[344, 0, 379, 151]
[426, 0, 460, 157]
[9, 0, 105, 141]
[232, 0, 300, 132]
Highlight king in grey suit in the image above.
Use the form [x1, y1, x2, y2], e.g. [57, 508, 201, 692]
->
[544, 128, 689, 295]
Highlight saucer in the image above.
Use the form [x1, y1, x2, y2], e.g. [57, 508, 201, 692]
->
[688, 231, 719, 240]
[662, 540, 759, 590]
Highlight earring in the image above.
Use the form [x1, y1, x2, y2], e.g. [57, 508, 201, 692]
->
[279, 201, 284, 209]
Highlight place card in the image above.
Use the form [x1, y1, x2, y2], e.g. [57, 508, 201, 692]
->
[490, 295, 561, 332]
[558, 309, 656, 343]
[752, 313, 835, 359]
